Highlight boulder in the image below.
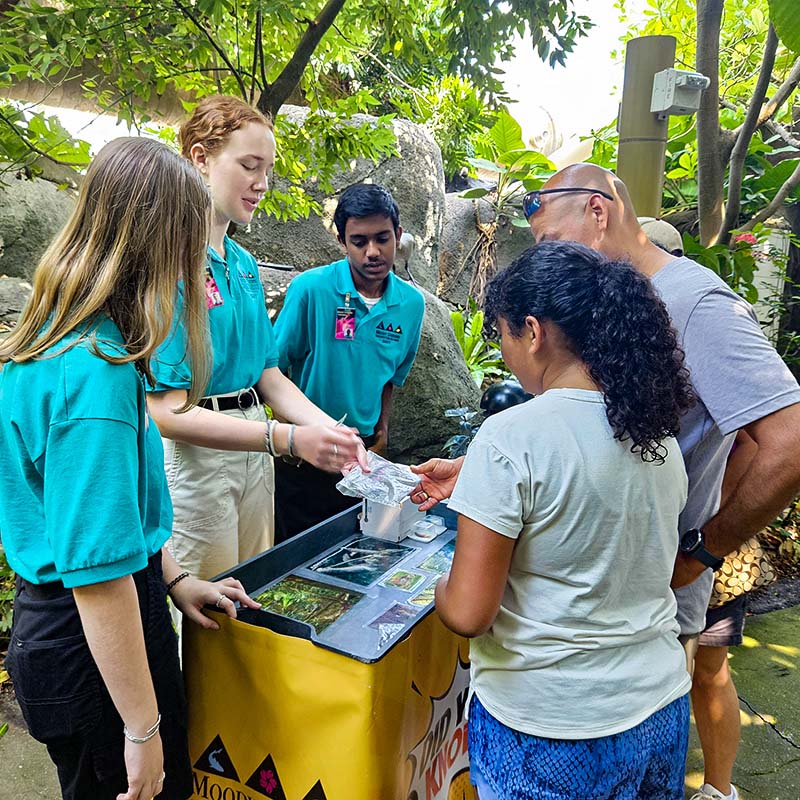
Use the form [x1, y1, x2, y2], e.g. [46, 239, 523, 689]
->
[234, 107, 445, 294]
[0, 173, 75, 280]
[388, 288, 482, 463]
[0, 275, 32, 328]
[438, 194, 533, 306]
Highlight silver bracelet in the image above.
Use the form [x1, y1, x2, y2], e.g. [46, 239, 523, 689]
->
[287, 424, 297, 458]
[123, 713, 161, 744]
[263, 421, 273, 456]
[267, 419, 277, 458]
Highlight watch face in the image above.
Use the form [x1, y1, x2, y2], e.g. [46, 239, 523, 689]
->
[680, 528, 702, 551]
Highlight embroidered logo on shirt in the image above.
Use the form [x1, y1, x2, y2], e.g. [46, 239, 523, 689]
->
[376, 320, 403, 342]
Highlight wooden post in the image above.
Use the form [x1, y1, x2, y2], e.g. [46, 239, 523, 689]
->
[617, 35, 677, 217]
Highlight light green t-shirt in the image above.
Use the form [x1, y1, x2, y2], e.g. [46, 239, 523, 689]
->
[448, 389, 691, 739]
[0, 317, 172, 587]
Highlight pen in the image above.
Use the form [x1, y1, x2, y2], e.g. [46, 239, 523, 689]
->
[335, 413, 348, 427]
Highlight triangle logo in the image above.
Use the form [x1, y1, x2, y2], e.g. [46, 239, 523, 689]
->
[377, 321, 386, 330]
[386, 323, 394, 332]
[394, 325, 402, 334]
[301, 779, 328, 800]
[193, 734, 240, 781]
[244, 753, 287, 799]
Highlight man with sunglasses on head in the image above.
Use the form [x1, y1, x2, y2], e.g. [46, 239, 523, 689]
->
[411, 163, 800, 800]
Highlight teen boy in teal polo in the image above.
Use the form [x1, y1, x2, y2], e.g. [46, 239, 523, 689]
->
[273, 183, 425, 541]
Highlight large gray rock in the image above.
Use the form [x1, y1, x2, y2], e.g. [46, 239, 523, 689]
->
[0, 173, 75, 280]
[0, 275, 32, 327]
[438, 194, 533, 306]
[388, 288, 481, 463]
[234, 107, 445, 294]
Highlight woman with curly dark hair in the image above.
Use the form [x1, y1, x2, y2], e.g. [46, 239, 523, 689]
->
[433, 241, 695, 800]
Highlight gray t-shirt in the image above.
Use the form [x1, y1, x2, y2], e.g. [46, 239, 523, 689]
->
[652, 257, 800, 634]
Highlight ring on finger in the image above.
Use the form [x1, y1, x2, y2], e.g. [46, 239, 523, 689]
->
[215, 593, 226, 608]
[157, 772, 165, 784]
[333, 443, 339, 457]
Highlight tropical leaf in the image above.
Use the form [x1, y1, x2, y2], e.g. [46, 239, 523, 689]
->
[489, 109, 525, 155]
[769, 0, 800, 52]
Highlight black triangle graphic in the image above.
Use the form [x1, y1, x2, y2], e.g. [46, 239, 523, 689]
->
[301, 779, 328, 800]
[395, 326, 402, 334]
[244, 753, 287, 799]
[193, 734, 240, 781]
[386, 323, 394, 332]
[377, 321, 386, 330]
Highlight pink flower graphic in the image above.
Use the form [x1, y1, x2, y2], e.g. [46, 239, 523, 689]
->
[735, 233, 758, 245]
[260, 768, 277, 793]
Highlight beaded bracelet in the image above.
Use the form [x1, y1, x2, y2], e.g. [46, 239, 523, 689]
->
[165, 571, 190, 594]
[123, 713, 161, 744]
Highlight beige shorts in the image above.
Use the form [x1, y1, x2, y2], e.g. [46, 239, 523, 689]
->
[162, 402, 274, 581]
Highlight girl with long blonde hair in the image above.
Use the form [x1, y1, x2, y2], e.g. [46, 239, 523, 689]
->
[0, 136, 258, 800]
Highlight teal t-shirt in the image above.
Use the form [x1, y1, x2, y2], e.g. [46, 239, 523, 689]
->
[151, 236, 279, 395]
[0, 317, 172, 587]
[274, 259, 425, 435]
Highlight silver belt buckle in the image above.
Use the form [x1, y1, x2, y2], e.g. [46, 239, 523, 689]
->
[237, 387, 256, 410]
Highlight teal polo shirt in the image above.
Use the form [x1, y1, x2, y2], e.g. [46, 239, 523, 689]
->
[274, 258, 425, 435]
[0, 317, 172, 587]
[151, 236, 279, 395]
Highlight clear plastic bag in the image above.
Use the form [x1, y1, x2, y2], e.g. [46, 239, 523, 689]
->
[336, 451, 419, 507]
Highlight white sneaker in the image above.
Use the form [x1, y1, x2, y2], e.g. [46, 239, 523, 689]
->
[689, 783, 740, 800]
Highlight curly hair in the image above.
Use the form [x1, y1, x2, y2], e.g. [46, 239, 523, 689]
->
[484, 241, 695, 463]
[179, 95, 272, 159]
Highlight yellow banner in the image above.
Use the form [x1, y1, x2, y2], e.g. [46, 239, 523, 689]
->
[183, 611, 476, 800]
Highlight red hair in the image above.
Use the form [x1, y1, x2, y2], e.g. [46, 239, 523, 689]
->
[179, 95, 272, 158]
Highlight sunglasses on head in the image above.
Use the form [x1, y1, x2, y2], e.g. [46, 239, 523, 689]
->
[522, 187, 615, 220]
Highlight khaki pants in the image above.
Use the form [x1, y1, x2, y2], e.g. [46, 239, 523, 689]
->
[162, 403, 274, 581]
[680, 632, 700, 678]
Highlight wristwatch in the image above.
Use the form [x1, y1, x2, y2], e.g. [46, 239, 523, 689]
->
[679, 528, 724, 571]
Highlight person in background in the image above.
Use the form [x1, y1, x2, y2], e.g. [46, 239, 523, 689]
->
[436, 242, 694, 799]
[0, 137, 259, 800]
[147, 96, 366, 581]
[638, 216, 684, 258]
[272, 183, 424, 542]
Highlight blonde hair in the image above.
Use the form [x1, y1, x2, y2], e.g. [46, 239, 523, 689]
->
[179, 95, 272, 159]
[0, 137, 211, 410]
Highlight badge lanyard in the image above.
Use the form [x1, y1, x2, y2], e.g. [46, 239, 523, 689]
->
[335, 291, 356, 341]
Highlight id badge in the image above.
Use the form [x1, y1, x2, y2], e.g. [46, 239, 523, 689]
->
[204, 265, 224, 309]
[335, 306, 356, 340]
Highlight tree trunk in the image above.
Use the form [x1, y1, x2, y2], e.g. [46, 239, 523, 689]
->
[1, 64, 193, 123]
[779, 204, 800, 382]
[696, 0, 725, 246]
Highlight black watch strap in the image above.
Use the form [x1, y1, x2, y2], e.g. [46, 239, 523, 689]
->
[681, 528, 725, 571]
[689, 544, 724, 571]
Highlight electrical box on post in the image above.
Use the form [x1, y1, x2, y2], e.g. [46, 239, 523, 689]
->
[650, 68, 711, 119]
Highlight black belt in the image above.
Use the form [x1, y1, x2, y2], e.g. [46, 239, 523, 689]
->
[198, 386, 260, 411]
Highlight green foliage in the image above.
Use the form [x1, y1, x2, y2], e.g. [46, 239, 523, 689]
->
[0, 0, 592, 207]
[769, 0, 800, 53]
[0, 103, 90, 179]
[450, 298, 509, 387]
[460, 110, 556, 224]
[0, 548, 14, 651]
